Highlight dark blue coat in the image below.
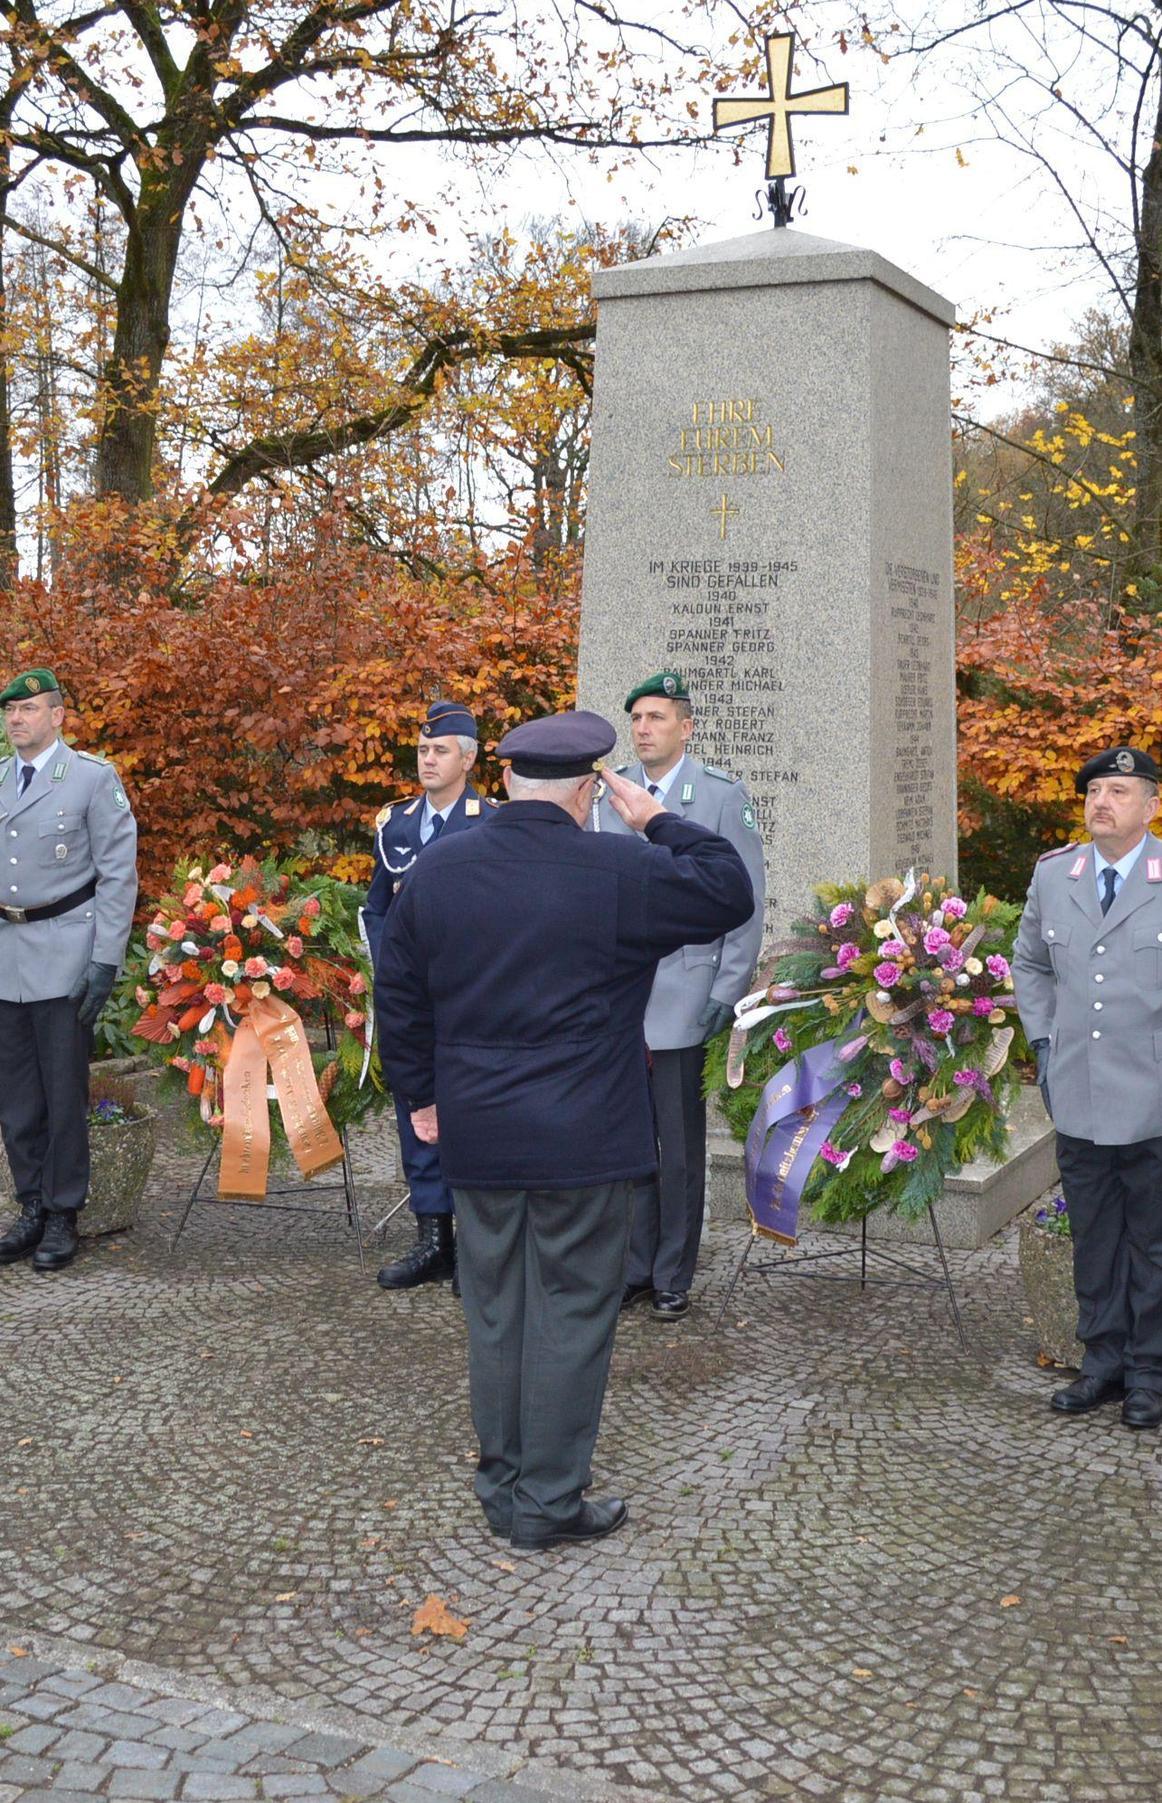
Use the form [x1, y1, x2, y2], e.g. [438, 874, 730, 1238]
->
[363, 784, 492, 964]
[374, 800, 754, 1189]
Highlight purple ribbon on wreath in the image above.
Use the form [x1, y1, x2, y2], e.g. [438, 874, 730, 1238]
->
[744, 1039, 854, 1244]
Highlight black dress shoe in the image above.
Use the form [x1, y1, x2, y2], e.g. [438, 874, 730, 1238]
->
[0, 1199, 44, 1265]
[511, 1497, 628, 1551]
[31, 1210, 78, 1273]
[377, 1215, 455, 1290]
[1122, 1389, 1162, 1429]
[1050, 1373, 1124, 1414]
[651, 1290, 689, 1319]
[619, 1282, 653, 1312]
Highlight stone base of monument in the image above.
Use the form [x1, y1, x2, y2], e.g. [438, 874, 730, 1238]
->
[705, 1083, 1057, 1252]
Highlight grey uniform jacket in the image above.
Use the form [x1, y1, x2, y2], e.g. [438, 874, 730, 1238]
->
[596, 753, 765, 1049]
[1012, 834, 1162, 1146]
[0, 746, 138, 1003]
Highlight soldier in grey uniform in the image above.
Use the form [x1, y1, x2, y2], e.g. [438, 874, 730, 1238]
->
[1013, 744, 1162, 1428]
[596, 671, 765, 1318]
[0, 668, 138, 1272]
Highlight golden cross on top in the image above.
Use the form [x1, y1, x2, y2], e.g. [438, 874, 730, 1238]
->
[713, 32, 849, 181]
[711, 494, 739, 540]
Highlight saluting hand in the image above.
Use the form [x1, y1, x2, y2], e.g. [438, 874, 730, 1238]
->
[602, 765, 667, 833]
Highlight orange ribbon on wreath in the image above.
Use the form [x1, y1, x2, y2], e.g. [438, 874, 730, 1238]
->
[219, 995, 343, 1199]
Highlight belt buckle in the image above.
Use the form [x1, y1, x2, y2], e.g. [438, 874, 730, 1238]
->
[0, 904, 27, 923]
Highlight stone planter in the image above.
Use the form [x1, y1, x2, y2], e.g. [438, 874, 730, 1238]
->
[1018, 1213, 1083, 1368]
[83, 1107, 157, 1236]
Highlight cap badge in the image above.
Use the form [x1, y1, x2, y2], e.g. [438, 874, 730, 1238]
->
[26, 675, 40, 693]
[1116, 750, 1135, 773]
[662, 675, 677, 696]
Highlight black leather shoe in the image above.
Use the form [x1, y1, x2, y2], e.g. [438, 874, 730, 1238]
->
[619, 1282, 653, 1312]
[0, 1199, 44, 1265]
[31, 1210, 78, 1272]
[1050, 1374, 1124, 1414]
[511, 1497, 628, 1551]
[1123, 1389, 1162, 1429]
[377, 1215, 455, 1290]
[651, 1290, 690, 1319]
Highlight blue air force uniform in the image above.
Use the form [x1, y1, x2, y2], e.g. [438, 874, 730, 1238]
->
[374, 710, 754, 1547]
[365, 700, 495, 1293]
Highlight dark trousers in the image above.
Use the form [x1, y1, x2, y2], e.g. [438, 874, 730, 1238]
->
[452, 1179, 633, 1537]
[627, 1044, 707, 1294]
[0, 996, 90, 1214]
[394, 1096, 453, 1218]
[1056, 1131, 1162, 1389]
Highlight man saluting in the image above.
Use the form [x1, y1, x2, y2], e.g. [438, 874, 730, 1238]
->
[374, 709, 754, 1550]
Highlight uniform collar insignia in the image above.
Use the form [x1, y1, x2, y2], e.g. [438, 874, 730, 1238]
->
[1148, 857, 1162, 882]
[465, 797, 480, 816]
[1068, 855, 1088, 878]
[404, 797, 422, 815]
[52, 761, 67, 781]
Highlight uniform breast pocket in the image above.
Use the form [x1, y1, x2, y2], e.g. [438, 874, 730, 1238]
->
[37, 814, 84, 868]
[1041, 920, 1071, 973]
[1133, 921, 1162, 985]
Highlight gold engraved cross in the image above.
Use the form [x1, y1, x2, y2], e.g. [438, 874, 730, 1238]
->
[713, 32, 849, 180]
[711, 494, 740, 541]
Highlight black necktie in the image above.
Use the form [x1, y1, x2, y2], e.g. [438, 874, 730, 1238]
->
[17, 763, 33, 795]
[648, 784, 661, 798]
[1100, 867, 1117, 915]
[428, 813, 444, 841]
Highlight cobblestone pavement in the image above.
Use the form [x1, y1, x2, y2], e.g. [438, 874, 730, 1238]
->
[2, 1116, 1161, 1801]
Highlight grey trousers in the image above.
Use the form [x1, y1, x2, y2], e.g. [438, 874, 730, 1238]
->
[626, 1043, 706, 1294]
[1057, 1131, 1162, 1389]
[452, 1179, 633, 1537]
[0, 996, 91, 1214]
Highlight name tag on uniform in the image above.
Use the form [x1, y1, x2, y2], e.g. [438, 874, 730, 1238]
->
[1068, 856, 1087, 878]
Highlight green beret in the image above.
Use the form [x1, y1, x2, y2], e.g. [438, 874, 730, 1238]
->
[0, 668, 60, 706]
[624, 670, 690, 711]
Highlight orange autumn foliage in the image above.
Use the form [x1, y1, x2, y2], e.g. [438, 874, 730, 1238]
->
[0, 505, 578, 897]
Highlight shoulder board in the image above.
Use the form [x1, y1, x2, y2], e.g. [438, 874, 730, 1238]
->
[374, 803, 394, 829]
[77, 750, 106, 765]
[1037, 843, 1078, 863]
[614, 763, 629, 775]
[403, 797, 422, 816]
[704, 764, 739, 784]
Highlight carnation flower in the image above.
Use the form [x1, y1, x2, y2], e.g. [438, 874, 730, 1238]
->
[873, 962, 901, 988]
[927, 1008, 955, 1035]
[972, 997, 994, 1016]
[923, 927, 951, 953]
[240, 914, 258, 929]
[209, 914, 232, 934]
[872, 920, 894, 939]
[829, 902, 855, 928]
[286, 936, 304, 959]
[846, 1082, 862, 1097]
[183, 883, 204, 907]
[836, 941, 860, 970]
[251, 981, 271, 998]
[773, 1027, 792, 1053]
[203, 983, 227, 1005]
[168, 921, 186, 941]
[941, 946, 965, 971]
[301, 897, 322, 918]
[169, 1055, 191, 1073]
[348, 972, 367, 996]
[879, 940, 907, 960]
[888, 1107, 912, 1124]
[273, 967, 296, 991]
[985, 954, 1010, 980]
[953, 1069, 979, 1086]
[194, 1038, 217, 1055]
[135, 985, 150, 1007]
[221, 959, 239, 978]
[820, 1141, 852, 1169]
[889, 1058, 911, 1083]
[943, 897, 968, 919]
[964, 957, 983, 976]
[892, 1140, 919, 1163]
[243, 956, 268, 979]
[345, 1010, 366, 1031]
[207, 863, 232, 883]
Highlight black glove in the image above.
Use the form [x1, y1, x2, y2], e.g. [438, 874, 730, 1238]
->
[701, 1001, 734, 1042]
[68, 960, 118, 1029]
[1032, 1037, 1052, 1121]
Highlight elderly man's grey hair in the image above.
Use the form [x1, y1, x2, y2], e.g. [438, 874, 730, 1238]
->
[507, 771, 590, 803]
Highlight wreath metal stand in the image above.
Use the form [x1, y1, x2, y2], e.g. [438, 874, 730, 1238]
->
[713, 1205, 967, 1349]
[169, 1013, 366, 1271]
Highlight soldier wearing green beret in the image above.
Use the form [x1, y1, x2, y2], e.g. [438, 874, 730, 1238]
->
[0, 669, 138, 1272]
[596, 670, 765, 1319]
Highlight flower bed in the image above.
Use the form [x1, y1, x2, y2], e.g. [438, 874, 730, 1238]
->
[706, 873, 1028, 1231]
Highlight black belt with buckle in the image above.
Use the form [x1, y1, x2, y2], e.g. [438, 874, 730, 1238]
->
[0, 877, 98, 925]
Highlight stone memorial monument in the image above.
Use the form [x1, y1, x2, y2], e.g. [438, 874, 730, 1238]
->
[577, 39, 1056, 1244]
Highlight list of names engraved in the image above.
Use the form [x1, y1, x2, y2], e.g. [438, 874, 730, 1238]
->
[887, 561, 938, 867]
